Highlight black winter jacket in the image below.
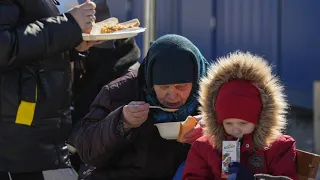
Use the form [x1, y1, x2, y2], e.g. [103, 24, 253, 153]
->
[0, 0, 83, 172]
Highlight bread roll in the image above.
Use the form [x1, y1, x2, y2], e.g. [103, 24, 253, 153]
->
[177, 116, 198, 142]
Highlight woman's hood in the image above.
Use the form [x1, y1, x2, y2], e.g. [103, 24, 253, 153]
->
[142, 34, 208, 94]
[199, 51, 288, 151]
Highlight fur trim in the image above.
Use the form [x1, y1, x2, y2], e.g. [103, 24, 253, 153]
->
[199, 51, 288, 151]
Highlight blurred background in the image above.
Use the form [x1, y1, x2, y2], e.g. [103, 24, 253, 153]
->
[58, 0, 320, 178]
[108, 0, 320, 156]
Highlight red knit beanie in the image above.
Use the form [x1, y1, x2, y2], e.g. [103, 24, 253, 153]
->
[215, 80, 262, 124]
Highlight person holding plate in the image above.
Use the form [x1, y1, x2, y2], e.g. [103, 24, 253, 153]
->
[0, 0, 101, 179]
[57, 0, 141, 179]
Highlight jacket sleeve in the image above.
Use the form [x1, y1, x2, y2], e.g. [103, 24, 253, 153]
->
[75, 85, 134, 168]
[183, 141, 214, 180]
[0, 1, 82, 73]
[268, 136, 298, 180]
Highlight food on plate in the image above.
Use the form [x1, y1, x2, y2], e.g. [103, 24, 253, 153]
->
[99, 18, 140, 34]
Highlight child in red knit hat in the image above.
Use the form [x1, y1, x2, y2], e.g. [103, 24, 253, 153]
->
[183, 51, 298, 180]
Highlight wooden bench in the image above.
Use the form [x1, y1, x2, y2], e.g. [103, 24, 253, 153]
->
[296, 149, 320, 180]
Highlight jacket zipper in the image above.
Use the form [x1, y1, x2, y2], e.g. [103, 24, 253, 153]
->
[53, 0, 60, 5]
[0, 78, 1, 118]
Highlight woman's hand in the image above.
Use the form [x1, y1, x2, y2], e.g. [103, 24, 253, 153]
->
[122, 101, 150, 129]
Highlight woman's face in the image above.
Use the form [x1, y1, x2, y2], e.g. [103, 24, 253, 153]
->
[153, 83, 193, 109]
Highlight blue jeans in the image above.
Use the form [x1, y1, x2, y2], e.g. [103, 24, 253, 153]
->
[173, 161, 186, 180]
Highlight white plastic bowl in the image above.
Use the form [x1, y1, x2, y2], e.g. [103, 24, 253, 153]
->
[154, 122, 181, 140]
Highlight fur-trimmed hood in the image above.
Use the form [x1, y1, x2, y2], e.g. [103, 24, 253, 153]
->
[199, 51, 288, 151]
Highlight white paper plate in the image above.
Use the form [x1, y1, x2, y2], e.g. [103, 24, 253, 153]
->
[82, 27, 146, 41]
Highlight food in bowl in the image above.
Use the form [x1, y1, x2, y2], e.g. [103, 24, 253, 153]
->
[154, 122, 181, 140]
[155, 116, 198, 141]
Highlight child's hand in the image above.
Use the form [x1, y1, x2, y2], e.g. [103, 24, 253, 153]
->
[226, 162, 255, 180]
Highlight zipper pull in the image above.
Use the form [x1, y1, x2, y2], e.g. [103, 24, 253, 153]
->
[53, 0, 60, 5]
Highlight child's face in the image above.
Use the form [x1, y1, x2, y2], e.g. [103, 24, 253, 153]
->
[222, 118, 255, 138]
